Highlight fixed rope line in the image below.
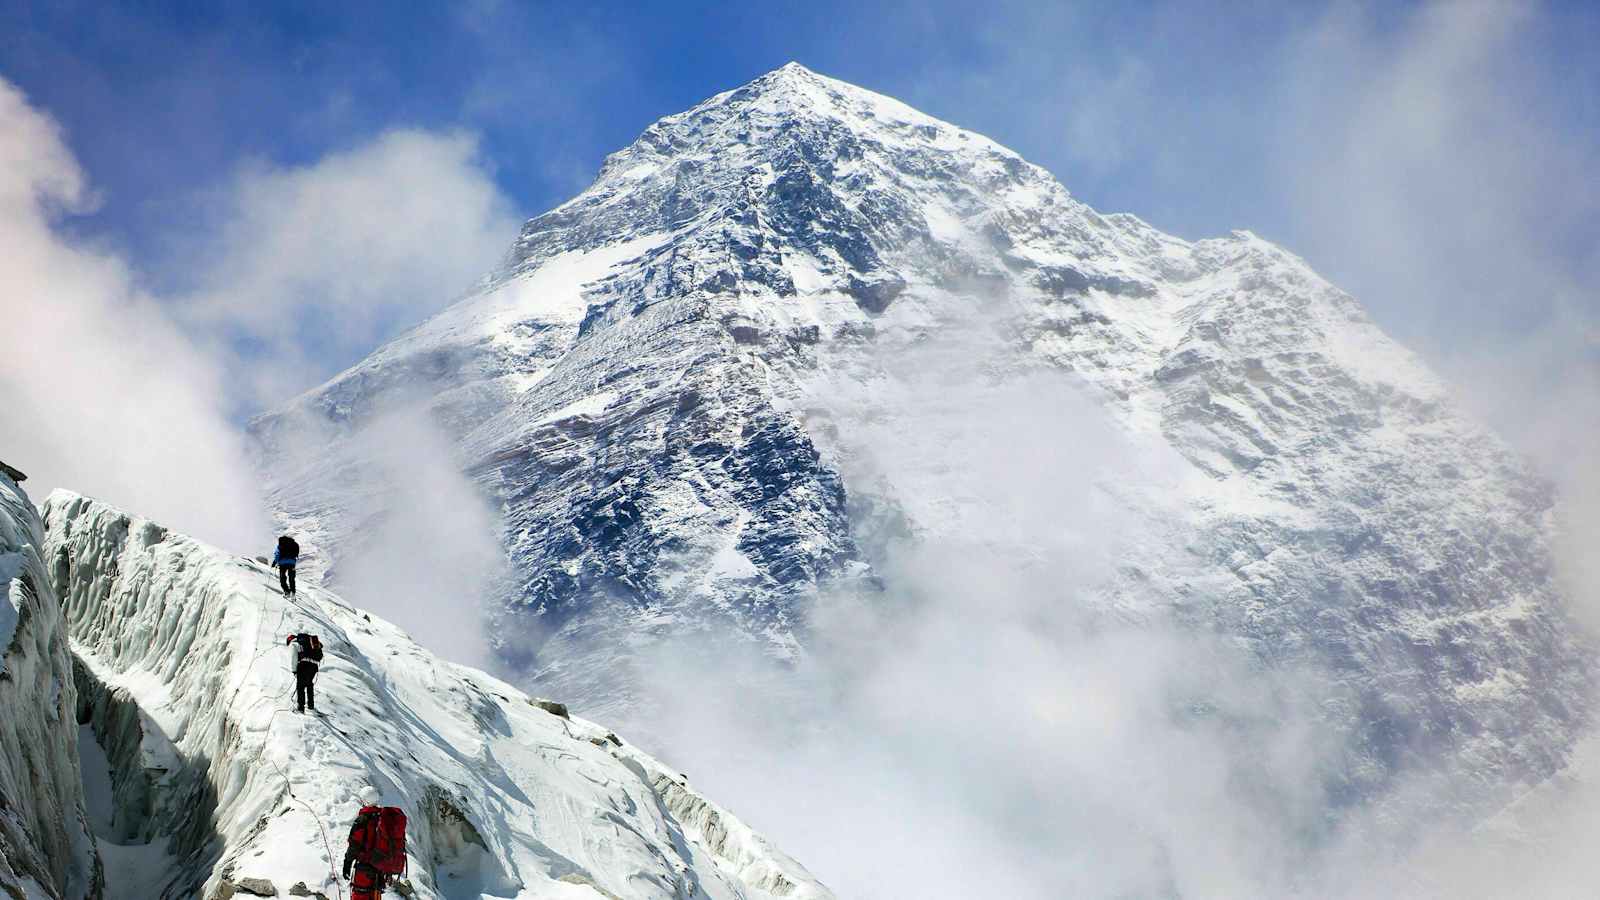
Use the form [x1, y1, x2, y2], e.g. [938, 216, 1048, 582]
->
[230, 563, 346, 900]
[257, 710, 345, 900]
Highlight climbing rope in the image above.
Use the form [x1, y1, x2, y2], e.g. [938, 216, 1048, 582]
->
[227, 564, 346, 900]
[257, 712, 345, 900]
[225, 562, 424, 900]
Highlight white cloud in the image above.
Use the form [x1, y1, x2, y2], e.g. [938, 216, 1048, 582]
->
[302, 406, 506, 668]
[0, 78, 266, 547]
[614, 330, 1341, 898]
[905, 1, 1598, 372]
[1271, 1, 1600, 349]
[169, 129, 522, 658]
[0, 78, 518, 580]
[1271, 0, 1600, 674]
[178, 129, 519, 407]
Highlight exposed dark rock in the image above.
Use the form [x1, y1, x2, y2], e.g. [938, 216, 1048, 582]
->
[723, 317, 763, 344]
[846, 274, 906, 313]
[531, 698, 570, 719]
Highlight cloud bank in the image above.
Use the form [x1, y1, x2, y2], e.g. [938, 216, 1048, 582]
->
[259, 401, 508, 668]
[175, 129, 519, 409]
[608, 330, 1342, 898]
[616, 320, 1593, 899]
[0, 77, 516, 614]
[0, 78, 265, 547]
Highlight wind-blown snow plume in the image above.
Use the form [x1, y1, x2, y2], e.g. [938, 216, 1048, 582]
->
[1275, 2, 1599, 352]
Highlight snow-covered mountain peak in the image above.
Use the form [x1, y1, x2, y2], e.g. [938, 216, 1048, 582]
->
[600, 59, 987, 175]
[676, 59, 971, 141]
[503, 61, 1090, 293]
[253, 65, 1587, 819]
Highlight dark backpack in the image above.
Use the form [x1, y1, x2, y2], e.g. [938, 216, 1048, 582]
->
[279, 535, 300, 558]
[350, 805, 408, 875]
[296, 633, 324, 663]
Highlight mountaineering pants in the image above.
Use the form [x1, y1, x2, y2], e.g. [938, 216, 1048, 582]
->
[350, 863, 384, 900]
[295, 661, 317, 713]
[278, 563, 297, 595]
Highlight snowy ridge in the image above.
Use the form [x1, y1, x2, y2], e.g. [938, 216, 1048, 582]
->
[0, 475, 99, 900]
[254, 62, 1588, 806]
[43, 490, 829, 900]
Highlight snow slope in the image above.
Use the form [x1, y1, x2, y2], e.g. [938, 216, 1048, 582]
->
[44, 490, 828, 900]
[252, 63, 1590, 810]
[0, 473, 100, 900]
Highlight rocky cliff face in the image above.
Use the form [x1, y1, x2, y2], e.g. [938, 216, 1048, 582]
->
[251, 63, 1589, 806]
[0, 474, 99, 900]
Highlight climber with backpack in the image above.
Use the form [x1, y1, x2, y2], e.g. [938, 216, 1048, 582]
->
[343, 787, 407, 899]
[272, 534, 300, 597]
[286, 632, 323, 714]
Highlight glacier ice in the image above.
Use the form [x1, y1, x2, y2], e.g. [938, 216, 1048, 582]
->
[40, 489, 828, 900]
[0, 472, 100, 900]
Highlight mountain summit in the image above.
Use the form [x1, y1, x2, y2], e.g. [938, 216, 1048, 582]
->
[251, 64, 1588, 806]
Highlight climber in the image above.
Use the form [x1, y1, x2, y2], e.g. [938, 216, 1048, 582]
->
[286, 633, 322, 714]
[344, 787, 408, 899]
[272, 534, 300, 597]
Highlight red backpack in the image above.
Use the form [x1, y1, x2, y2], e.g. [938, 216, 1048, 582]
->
[350, 805, 408, 875]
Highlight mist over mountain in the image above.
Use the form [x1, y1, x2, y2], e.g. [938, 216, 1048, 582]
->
[244, 64, 1590, 895]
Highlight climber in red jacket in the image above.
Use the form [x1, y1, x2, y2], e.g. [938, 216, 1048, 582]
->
[343, 787, 407, 899]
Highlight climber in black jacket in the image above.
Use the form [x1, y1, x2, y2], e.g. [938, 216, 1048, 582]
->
[272, 535, 299, 597]
[286, 633, 322, 714]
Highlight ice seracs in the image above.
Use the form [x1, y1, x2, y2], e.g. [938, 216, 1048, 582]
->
[0, 471, 100, 900]
[43, 489, 830, 900]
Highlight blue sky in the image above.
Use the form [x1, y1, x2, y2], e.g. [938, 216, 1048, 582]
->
[1, 1, 1596, 530]
[3, 2, 1587, 253]
[0, 5, 1364, 234]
